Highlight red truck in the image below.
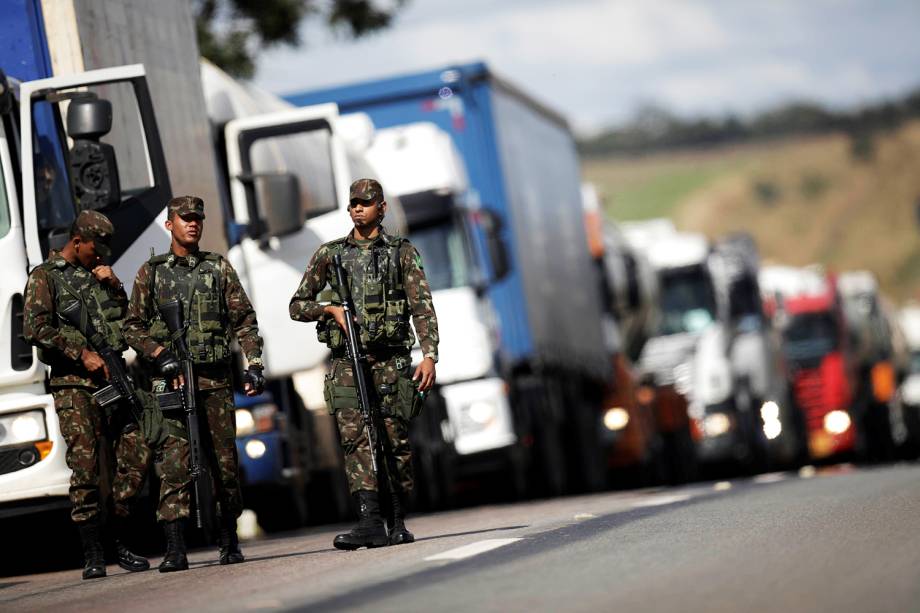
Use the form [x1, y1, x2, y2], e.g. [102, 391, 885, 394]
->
[760, 266, 857, 460]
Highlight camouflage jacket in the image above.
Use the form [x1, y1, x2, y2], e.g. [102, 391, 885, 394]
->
[23, 250, 128, 388]
[123, 249, 263, 389]
[289, 229, 439, 362]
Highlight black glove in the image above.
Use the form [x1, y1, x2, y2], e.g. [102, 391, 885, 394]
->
[154, 348, 180, 377]
[243, 365, 265, 395]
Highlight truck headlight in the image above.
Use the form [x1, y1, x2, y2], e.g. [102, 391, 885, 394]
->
[760, 401, 780, 422]
[236, 409, 255, 436]
[0, 410, 47, 446]
[603, 407, 630, 431]
[823, 410, 851, 435]
[244, 439, 266, 459]
[702, 413, 731, 437]
[760, 401, 783, 440]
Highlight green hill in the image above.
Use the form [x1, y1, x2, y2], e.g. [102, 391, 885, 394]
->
[582, 121, 920, 301]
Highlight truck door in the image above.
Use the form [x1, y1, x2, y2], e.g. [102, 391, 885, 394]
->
[18, 64, 172, 284]
[224, 104, 351, 378]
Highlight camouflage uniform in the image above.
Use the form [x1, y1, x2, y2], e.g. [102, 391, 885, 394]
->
[123, 211, 263, 523]
[289, 184, 439, 496]
[22, 212, 151, 524]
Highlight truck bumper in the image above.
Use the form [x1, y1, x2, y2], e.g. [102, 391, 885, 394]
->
[0, 393, 71, 514]
[441, 377, 516, 456]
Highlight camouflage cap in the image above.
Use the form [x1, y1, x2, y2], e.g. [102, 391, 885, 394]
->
[73, 210, 114, 257]
[167, 195, 206, 219]
[349, 178, 384, 203]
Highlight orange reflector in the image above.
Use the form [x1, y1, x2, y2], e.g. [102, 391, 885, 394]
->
[35, 440, 53, 460]
[636, 386, 655, 406]
[871, 361, 895, 404]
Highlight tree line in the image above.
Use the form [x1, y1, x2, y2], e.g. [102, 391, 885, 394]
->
[577, 88, 920, 158]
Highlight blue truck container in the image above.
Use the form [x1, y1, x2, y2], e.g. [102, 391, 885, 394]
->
[287, 63, 613, 494]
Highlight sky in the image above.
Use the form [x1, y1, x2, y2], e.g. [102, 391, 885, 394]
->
[253, 0, 920, 135]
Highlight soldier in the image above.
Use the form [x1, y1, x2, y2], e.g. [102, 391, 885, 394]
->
[122, 196, 264, 572]
[290, 178, 438, 549]
[23, 210, 151, 580]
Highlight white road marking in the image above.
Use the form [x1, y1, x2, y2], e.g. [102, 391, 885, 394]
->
[630, 494, 692, 508]
[425, 538, 523, 562]
[713, 481, 732, 491]
[574, 513, 598, 521]
[753, 472, 787, 484]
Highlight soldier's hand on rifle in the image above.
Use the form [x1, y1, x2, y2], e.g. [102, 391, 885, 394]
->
[91, 265, 121, 289]
[81, 347, 110, 380]
[323, 305, 350, 336]
[243, 365, 265, 397]
[153, 347, 183, 388]
[413, 357, 436, 392]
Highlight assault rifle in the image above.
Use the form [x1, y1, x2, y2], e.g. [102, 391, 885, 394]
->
[331, 253, 381, 485]
[155, 299, 214, 532]
[58, 300, 143, 425]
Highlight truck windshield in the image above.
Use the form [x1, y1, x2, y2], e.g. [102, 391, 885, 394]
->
[658, 266, 717, 335]
[409, 217, 472, 292]
[784, 312, 839, 362]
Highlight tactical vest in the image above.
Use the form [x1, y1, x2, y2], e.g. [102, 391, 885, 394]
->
[40, 258, 126, 360]
[146, 251, 230, 365]
[316, 236, 413, 350]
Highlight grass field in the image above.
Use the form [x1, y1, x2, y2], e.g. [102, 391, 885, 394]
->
[582, 121, 920, 301]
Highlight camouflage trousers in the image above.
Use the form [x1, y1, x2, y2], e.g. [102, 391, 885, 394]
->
[328, 355, 414, 495]
[53, 387, 151, 524]
[152, 385, 242, 523]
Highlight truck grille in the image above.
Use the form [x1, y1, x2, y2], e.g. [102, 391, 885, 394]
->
[11, 294, 33, 371]
[793, 369, 829, 428]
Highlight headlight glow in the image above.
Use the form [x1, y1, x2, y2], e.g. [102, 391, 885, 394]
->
[2, 411, 47, 445]
[763, 420, 782, 440]
[760, 401, 780, 422]
[760, 401, 783, 440]
[603, 407, 630, 431]
[244, 439, 266, 459]
[702, 412, 732, 437]
[236, 409, 255, 437]
[467, 401, 496, 425]
[824, 410, 851, 435]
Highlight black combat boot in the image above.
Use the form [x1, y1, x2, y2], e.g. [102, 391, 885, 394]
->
[112, 515, 150, 572]
[388, 490, 415, 546]
[78, 521, 106, 580]
[158, 520, 189, 573]
[218, 515, 245, 565]
[333, 490, 389, 550]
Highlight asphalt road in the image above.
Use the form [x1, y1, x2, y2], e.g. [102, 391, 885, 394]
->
[3, 463, 920, 612]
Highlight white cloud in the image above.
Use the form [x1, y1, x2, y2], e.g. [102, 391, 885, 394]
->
[253, 0, 920, 133]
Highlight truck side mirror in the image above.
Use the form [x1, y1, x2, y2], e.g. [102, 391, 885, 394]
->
[254, 171, 304, 238]
[479, 209, 510, 282]
[67, 96, 121, 211]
